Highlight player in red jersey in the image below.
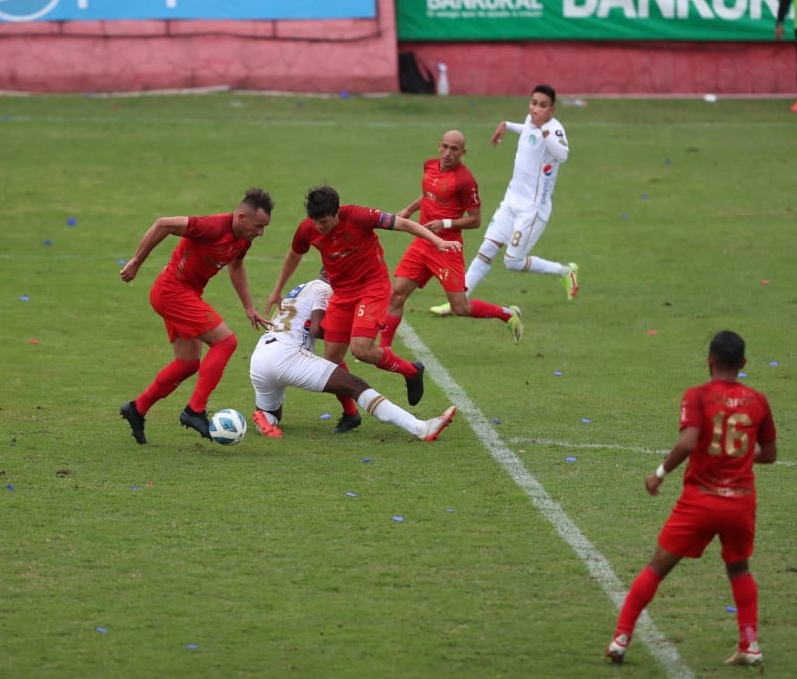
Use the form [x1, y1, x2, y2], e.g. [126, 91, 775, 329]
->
[119, 188, 274, 443]
[379, 130, 525, 348]
[266, 185, 461, 431]
[605, 330, 778, 668]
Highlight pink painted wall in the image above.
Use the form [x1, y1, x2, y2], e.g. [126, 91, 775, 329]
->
[0, 0, 793, 96]
[0, 0, 399, 94]
[399, 41, 796, 96]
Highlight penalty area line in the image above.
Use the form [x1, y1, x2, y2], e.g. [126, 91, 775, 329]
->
[398, 321, 696, 679]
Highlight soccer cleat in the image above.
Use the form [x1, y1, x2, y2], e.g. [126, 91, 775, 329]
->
[332, 412, 362, 434]
[563, 262, 580, 300]
[418, 405, 457, 442]
[252, 410, 283, 438]
[120, 401, 147, 444]
[429, 302, 452, 317]
[506, 305, 524, 345]
[724, 642, 763, 667]
[179, 406, 212, 440]
[605, 634, 629, 664]
[405, 361, 425, 406]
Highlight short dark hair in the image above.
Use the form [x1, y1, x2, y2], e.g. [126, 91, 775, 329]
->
[532, 84, 557, 105]
[305, 185, 340, 220]
[242, 187, 274, 215]
[709, 330, 746, 371]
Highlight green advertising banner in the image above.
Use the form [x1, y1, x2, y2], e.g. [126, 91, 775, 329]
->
[396, 0, 785, 41]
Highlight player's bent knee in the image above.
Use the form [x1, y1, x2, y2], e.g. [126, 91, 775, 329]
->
[503, 254, 526, 272]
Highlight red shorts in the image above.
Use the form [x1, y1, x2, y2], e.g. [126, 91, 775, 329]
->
[322, 277, 391, 344]
[393, 239, 466, 293]
[150, 280, 223, 343]
[658, 487, 756, 563]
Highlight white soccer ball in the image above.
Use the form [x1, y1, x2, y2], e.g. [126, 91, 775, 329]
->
[209, 409, 247, 446]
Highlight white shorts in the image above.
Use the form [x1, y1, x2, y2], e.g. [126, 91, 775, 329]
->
[484, 199, 549, 260]
[249, 336, 338, 412]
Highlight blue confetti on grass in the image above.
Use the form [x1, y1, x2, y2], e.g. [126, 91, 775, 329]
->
[95, 627, 108, 633]
[553, 370, 563, 376]
[319, 413, 331, 420]
[361, 458, 372, 463]
[580, 418, 592, 424]
[130, 485, 139, 490]
[725, 606, 737, 613]
[67, 217, 76, 226]
[345, 492, 357, 498]
[117, 259, 127, 265]
[20, 295, 29, 301]
[44, 239, 52, 246]
[392, 516, 404, 522]
[492, 418, 501, 424]
[185, 644, 198, 649]
[446, 507, 457, 513]
[566, 457, 577, 463]
[768, 361, 779, 367]
[6, 484, 14, 491]
[738, 372, 747, 378]
[621, 214, 629, 220]
[640, 194, 650, 200]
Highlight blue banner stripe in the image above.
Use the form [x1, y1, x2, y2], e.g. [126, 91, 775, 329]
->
[0, 0, 377, 23]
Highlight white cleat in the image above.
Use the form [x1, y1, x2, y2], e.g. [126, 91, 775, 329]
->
[724, 641, 762, 667]
[418, 405, 457, 441]
[429, 302, 452, 317]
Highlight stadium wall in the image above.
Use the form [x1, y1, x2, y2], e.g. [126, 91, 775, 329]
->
[0, 0, 399, 94]
[0, 0, 793, 96]
[399, 42, 796, 97]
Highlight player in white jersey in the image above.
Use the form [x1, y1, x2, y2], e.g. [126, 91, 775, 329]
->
[430, 85, 580, 317]
[249, 270, 456, 440]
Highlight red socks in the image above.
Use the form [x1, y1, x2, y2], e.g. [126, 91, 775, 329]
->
[336, 361, 358, 416]
[376, 347, 417, 379]
[469, 299, 511, 321]
[730, 572, 758, 649]
[615, 566, 663, 638]
[188, 333, 237, 413]
[136, 358, 200, 415]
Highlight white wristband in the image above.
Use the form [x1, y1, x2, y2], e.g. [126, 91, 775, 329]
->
[442, 219, 453, 229]
[655, 463, 667, 480]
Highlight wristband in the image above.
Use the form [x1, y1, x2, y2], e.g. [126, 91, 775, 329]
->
[655, 463, 667, 480]
[442, 219, 453, 229]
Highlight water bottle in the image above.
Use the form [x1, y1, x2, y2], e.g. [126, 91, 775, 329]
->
[436, 63, 450, 96]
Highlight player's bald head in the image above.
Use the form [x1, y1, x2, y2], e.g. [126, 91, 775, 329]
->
[442, 129, 466, 148]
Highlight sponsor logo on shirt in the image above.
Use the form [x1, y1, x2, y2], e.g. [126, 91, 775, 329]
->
[543, 164, 553, 176]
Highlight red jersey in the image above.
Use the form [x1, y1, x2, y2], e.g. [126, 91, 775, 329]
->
[157, 214, 251, 293]
[291, 205, 395, 295]
[679, 379, 776, 494]
[418, 158, 481, 245]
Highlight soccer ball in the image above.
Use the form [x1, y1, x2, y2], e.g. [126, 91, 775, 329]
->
[209, 409, 247, 445]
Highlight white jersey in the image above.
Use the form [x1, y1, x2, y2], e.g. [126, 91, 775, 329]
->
[503, 114, 569, 221]
[265, 278, 332, 351]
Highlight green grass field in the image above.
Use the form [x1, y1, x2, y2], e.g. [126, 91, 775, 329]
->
[0, 93, 794, 679]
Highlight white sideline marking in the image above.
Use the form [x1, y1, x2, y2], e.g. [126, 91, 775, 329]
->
[398, 322, 696, 679]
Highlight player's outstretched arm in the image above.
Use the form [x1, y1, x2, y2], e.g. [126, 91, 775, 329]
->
[119, 216, 188, 282]
[228, 259, 271, 330]
[397, 197, 422, 219]
[266, 249, 304, 315]
[392, 216, 462, 253]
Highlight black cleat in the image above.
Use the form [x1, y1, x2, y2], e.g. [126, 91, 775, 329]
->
[332, 412, 362, 434]
[120, 401, 147, 444]
[405, 361, 425, 406]
[180, 406, 211, 440]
